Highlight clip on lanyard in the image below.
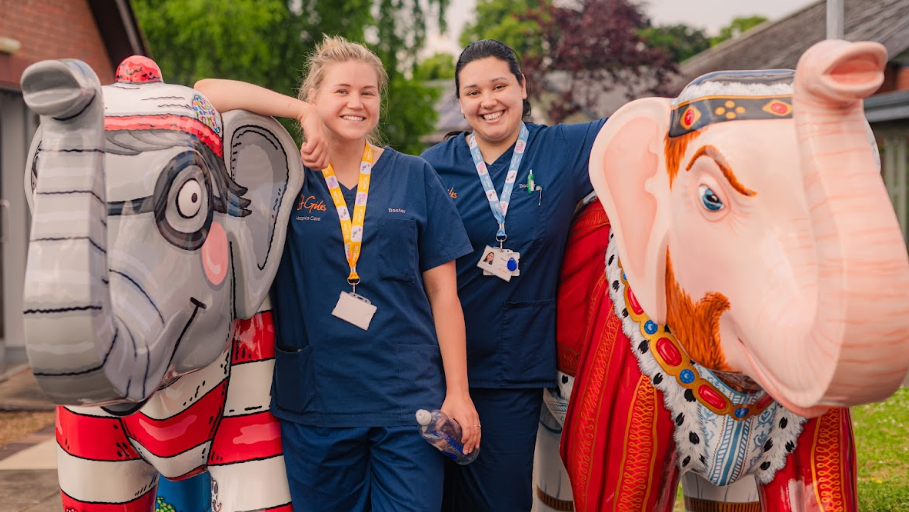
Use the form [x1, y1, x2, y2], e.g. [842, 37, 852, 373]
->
[468, 123, 529, 249]
[321, 144, 374, 294]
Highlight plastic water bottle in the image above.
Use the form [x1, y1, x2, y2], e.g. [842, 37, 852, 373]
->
[415, 409, 479, 465]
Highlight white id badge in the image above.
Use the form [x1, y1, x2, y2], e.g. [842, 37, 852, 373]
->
[332, 292, 377, 330]
[477, 246, 516, 282]
[481, 248, 521, 277]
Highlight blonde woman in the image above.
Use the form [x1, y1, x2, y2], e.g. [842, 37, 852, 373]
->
[196, 36, 479, 512]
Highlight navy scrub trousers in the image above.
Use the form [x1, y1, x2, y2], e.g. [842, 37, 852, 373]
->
[281, 421, 445, 512]
[442, 387, 544, 512]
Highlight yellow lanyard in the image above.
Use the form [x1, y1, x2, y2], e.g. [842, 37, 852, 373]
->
[321, 144, 374, 286]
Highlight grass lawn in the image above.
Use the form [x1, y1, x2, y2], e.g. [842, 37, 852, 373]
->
[853, 386, 909, 511]
[673, 387, 909, 511]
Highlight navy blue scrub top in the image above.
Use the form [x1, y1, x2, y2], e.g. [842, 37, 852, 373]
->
[270, 148, 472, 427]
[421, 121, 606, 388]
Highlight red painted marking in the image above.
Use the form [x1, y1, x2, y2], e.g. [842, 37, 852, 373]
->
[771, 102, 788, 114]
[104, 116, 223, 157]
[698, 385, 728, 410]
[62, 487, 156, 512]
[627, 289, 644, 315]
[683, 109, 694, 126]
[655, 338, 682, 366]
[231, 311, 277, 365]
[56, 407, 141, 461]
[121, 380, 228, 457]
[208, 411, 283, 466]
[756, 393, 775, 409]
[263, 504, 294, 512]
[115, 56, 162, 84]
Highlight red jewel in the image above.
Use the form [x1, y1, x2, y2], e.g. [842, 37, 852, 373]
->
[756, 393, 774, 409]
[656, 337, 682, 366]
[116, 55, 163, 84]
[771, 102, 787, 114]
[698, 385, 728, 410]
[683, 109, 694, 125]
[627, 289, 644, 315]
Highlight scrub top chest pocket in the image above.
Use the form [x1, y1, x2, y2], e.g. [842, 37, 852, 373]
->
[378, 218, 417, 282]
[508, 176, 548, 250]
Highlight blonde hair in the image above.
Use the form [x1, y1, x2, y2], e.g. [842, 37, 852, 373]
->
[298, 35, 388, 145]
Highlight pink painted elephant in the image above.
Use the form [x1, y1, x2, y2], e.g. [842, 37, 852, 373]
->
[555, 40, 909, 512]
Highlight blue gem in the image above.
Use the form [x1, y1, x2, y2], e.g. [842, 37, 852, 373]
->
[680, 369, 695, 383]
[507, 258, 517, 271]
[735, 407, 749, 418]
[644, 320, 657, 334]
[622, 272, 626, 280]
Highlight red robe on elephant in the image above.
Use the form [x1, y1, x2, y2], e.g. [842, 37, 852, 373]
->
[556, 200, 858, 512]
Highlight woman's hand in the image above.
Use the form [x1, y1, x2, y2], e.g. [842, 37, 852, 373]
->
[298, 106, 329, 170]
[441, 390, 481, 455]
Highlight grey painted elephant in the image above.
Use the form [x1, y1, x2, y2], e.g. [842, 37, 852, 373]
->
[21, 56, 302, 511]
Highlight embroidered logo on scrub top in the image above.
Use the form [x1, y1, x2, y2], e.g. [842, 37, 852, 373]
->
[297, 194, 327, 213]
[296, 194, 326, 221]
[448, 187, 457, 199]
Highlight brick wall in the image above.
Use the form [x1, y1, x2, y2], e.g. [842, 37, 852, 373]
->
[0, 0, 114, 89]
[896, 65, 909, 92]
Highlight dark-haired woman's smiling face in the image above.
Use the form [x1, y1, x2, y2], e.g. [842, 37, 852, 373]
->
[458, 57, 527, 152]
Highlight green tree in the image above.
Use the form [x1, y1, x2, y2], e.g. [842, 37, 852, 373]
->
[639, 23, 710, 63]
[710, 15, 768, 46]
[414, 52, 456, 80]
[522, 0, 677, 123]
[458, 0, 548, 59]
[132, 0, 447, 154]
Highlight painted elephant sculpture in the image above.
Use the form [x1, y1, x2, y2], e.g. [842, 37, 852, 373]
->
[21, 56, 303, 511]
[548, 40, 909, 512]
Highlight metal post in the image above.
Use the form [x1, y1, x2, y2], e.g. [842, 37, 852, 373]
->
[827, 0, 845, 39]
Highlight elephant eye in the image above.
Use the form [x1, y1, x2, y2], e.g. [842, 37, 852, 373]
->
[176, 179, 203, 218]
[698, 184, 724, 212]
[154, 152, 214, 251]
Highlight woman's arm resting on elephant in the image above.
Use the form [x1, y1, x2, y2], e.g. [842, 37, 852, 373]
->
[193, 79, 328, 169]
[423, 261, 481, 454]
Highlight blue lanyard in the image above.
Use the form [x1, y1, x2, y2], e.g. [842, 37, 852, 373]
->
[468, 123, 529, 243]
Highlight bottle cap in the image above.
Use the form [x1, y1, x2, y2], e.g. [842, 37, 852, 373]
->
[415, 409, 432, 426]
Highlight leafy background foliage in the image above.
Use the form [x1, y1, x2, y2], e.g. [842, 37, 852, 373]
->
[133, 0, 447, 155]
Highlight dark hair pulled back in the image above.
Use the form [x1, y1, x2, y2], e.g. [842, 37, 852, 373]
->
[454, 39, 532, 121]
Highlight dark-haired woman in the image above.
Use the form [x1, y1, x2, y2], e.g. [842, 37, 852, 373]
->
[421, 39, 607, 512]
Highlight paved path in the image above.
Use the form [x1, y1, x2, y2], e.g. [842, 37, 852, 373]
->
[0, 365, 62, 512]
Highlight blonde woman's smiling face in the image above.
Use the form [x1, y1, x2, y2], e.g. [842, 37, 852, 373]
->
[310, 61, 381, 142]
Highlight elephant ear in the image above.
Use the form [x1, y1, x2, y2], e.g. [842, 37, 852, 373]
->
[220, 110, 304, 318]
[589, 97, 673, 322]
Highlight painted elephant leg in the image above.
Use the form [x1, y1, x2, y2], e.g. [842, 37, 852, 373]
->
[758, 408, 857, 511]
[533, 401, 574, 511]
[56, 406, 159, 511]
[679, 473, 761, 512]
[206, 310, 291, 512]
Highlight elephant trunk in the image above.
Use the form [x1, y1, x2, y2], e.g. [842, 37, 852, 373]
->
[21, 60, 126, 405]
[751, 41, 909, 415]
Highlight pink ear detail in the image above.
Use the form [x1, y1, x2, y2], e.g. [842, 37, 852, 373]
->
[602, 116, 661, 283]
[202, 221, 229, 286]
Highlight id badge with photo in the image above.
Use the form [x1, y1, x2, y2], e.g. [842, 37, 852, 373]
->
[332, 291, 377, 330]
[477, 246, 521, 282]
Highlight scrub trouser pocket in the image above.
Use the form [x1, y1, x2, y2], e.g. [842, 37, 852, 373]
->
[442, 387, 544, 512]
[280, 421, 444, 512]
